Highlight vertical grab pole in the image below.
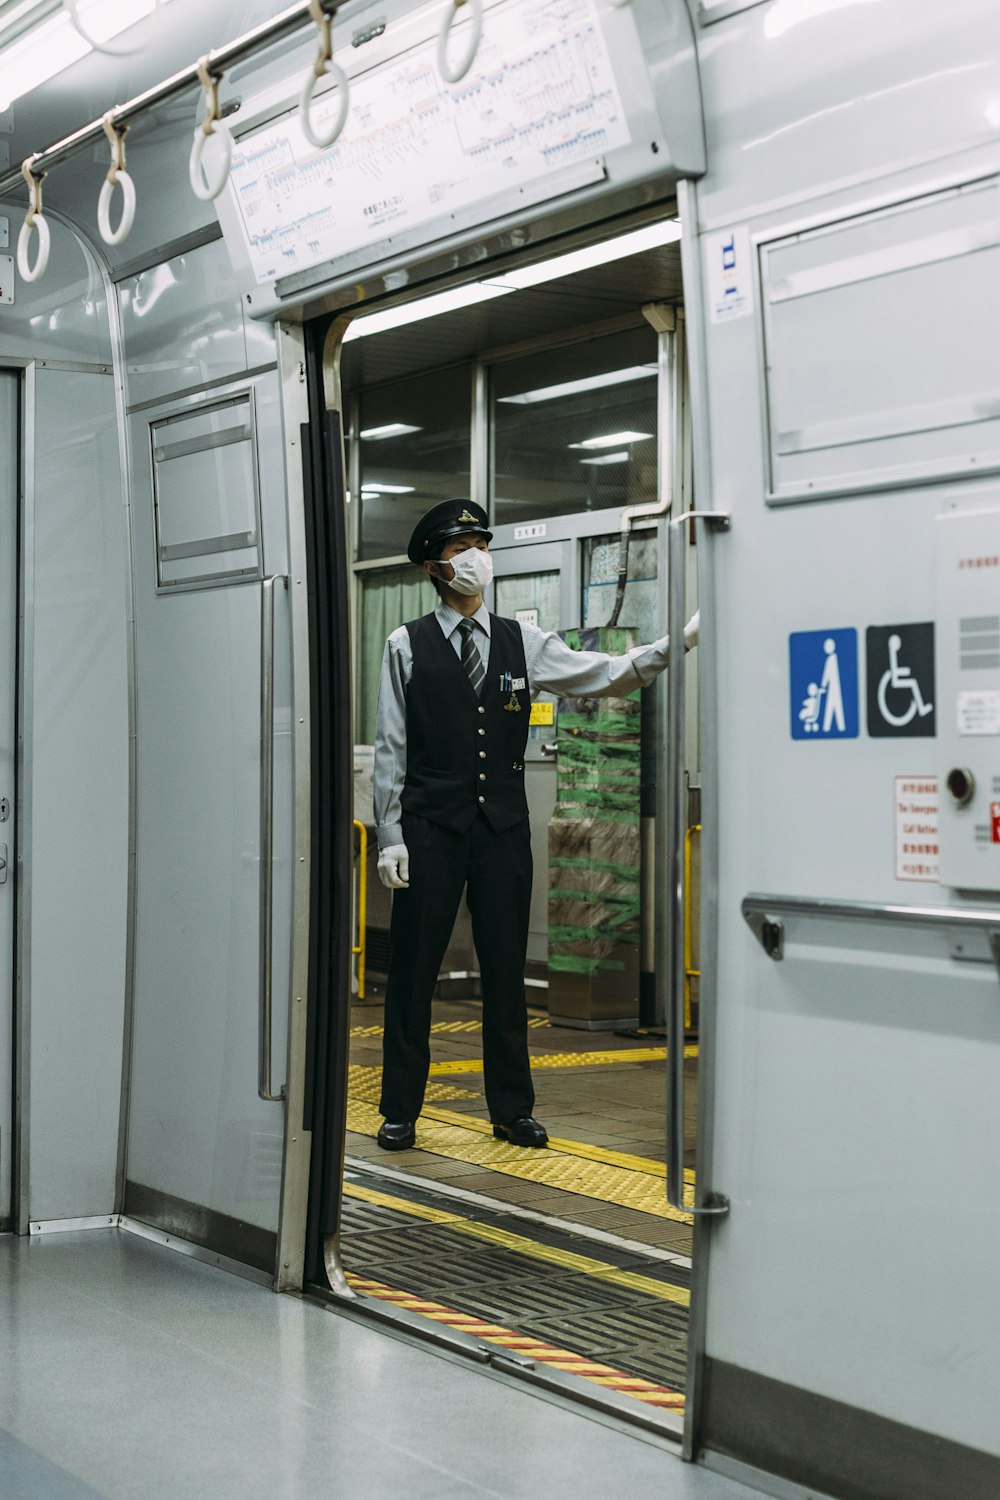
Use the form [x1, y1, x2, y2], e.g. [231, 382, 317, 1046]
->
[664, 514, 730, 1214]
[665, 514, 689, 1211]
[352, 819, 367, 1000]
[259, 573, 288, 1102]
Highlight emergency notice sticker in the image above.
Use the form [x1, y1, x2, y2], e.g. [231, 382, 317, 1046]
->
[894, 776, 940, 882]
[957, 690, 1000, 735]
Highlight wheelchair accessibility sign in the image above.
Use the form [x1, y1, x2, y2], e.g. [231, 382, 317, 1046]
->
[866, 624, 935, 737]
[789, 629, 859, 739]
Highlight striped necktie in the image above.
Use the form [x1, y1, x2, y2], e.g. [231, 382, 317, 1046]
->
[458, 618, 485, 697]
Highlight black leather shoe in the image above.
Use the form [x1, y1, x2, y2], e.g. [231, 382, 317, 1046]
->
[377, 1120, 416, 1151]
[492, 1116, 548, 1148]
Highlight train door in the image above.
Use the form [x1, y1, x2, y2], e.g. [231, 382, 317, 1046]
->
[0, 372, 16, 1228]
[332, 270, 697, 1433]
[120, 372, 298, 1277]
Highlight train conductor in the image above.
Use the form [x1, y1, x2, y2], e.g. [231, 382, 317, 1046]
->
[373, 498, 697, 1152]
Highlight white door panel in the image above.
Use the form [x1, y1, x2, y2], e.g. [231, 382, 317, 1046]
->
[124, 372, 293, 1260]
[0, 373, 16, 1224]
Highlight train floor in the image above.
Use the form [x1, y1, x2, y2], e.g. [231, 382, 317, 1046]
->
[344, 994, 697, 1425]
[0, 1230, 763, 1500]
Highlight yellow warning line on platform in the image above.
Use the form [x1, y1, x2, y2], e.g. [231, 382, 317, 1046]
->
[344, 1180, 690, 1307]
[344, 1270, 686, 1411]
[429, 1045, 697, 1076]
[345, 1097, 694, 1223]
[351, 1017, 551, 1038]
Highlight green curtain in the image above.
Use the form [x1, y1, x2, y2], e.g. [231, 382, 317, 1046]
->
[358, 568, 436, 743]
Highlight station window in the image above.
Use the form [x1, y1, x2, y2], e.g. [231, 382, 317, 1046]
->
[582, 532, 660, 640]
[491, 326, 658, 528]
[357, 567, 437, 743]
[357, 365, 472, 561]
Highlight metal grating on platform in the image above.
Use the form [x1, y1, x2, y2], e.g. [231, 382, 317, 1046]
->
[340, 1175, 690, 1404]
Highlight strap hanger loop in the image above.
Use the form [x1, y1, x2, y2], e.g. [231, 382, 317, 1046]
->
[189, 55, 233, 201]
[300, 0, 349, 151]
[97, 111, 136, 246]
[437, 0, 483, 86]
[17, 156, 50, 283]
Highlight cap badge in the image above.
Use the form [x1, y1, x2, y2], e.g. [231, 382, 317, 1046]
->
[458, 509, 479, 524]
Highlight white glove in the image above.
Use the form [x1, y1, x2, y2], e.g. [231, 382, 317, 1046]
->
[683, 610, 700, 651]
[377, 844, 410, 889]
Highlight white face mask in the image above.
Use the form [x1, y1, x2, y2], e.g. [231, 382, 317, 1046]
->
[442, 547, 493, 596]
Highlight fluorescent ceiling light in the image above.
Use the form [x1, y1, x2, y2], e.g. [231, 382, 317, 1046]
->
[580, 452, 630, 466]
[498, 365, 658, 407]
[570, 430, 653, 450]
[343, 220, 682, 343]
[493, 219, 683, 290]
[360, 423, 422, 440]
[360, 482, 415, 494]
[0, 0, 166, 109]
[343, 284, 511, 342]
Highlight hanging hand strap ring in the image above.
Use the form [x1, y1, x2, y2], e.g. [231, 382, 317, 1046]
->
[437, 0, 483, 86]
[189, 55, 233, 201]
[300, 0, 349, 150]
[17, 157, 50, 284]
[97, 112, 136, 246]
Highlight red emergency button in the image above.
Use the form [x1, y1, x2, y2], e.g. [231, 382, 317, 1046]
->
[991, 802, 1000, 844]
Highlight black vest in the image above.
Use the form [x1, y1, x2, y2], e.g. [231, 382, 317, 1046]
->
[400, 613, 531, 835]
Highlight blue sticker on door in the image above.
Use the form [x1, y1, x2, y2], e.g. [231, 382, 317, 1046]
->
[789, 629, 859, 739]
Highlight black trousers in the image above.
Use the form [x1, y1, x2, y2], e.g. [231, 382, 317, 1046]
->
[379, 811, 534, 1125]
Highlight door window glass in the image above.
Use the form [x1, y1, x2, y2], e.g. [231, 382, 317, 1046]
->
[491, 327, 658, 528]
[582, 532, 660, 642]
[358, 365, 472, 560]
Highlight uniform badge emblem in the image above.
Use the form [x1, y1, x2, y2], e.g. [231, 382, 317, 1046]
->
[458, 508, 479, 524]
[504, 692, 522, 712]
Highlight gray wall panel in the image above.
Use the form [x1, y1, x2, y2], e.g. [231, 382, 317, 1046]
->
[24, 368, 129, 1220]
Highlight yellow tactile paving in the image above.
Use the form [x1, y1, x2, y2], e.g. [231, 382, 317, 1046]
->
[347, 1064, 477, 1105]
[345, 1097, 695, 1222]
[429, 1045, 697, 1075]
[350, 1017, 551, 1039]
[344, 1180, 690, 1307]
[343, 1271, 685, 1411]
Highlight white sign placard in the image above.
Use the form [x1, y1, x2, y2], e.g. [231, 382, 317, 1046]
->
[894, 775, 939, 883]
[957, 689, 1000, 735]
[707, 225, 753, 323]
[513, 523, 547, 540]
[229, 0, 631, 285]
[515, 608, 539, 627]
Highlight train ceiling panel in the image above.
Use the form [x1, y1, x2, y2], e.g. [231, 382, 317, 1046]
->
[340, 239, 684, 390]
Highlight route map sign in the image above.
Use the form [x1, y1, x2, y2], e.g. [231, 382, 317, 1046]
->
[228, 0, 632, 286]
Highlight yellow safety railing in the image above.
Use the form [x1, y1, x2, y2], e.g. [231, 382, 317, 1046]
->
[684, 824, 701, 1032]
[352, 820, 367, 999]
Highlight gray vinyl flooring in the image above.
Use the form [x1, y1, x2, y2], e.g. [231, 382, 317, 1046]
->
[0, 1229, 762, 1500]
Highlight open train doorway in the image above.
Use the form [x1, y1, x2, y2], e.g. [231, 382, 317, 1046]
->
[323, 213, 701, 1435]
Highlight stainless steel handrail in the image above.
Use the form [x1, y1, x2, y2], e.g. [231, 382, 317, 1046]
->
[743, 892, 1000, 943]
[665, 510, 730, 1216]
[259, 573, 288, 1103]
[0, 2, 324, 201]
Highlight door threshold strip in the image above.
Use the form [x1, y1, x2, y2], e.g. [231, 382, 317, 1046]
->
[343, 1156, 692, 1268]
[343, 1271, 686, 1413]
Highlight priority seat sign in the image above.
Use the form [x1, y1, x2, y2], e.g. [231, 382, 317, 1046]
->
[789, 629, 859, 739]
[866, 623, 935, 738]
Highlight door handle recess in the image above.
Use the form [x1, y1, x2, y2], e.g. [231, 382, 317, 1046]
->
[259, 574, 288, 1104]
[0, 842, 7, 884]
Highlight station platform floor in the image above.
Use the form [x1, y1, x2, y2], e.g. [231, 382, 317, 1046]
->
[343, 994, 697, 1425]
[0, 1229, 766, 1500]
